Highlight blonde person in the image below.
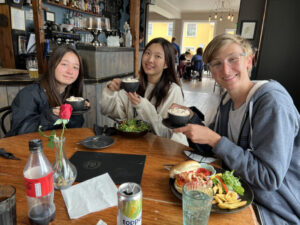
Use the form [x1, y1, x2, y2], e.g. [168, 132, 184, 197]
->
[172, 34, 300, 225]
[100, 37, 188, 146]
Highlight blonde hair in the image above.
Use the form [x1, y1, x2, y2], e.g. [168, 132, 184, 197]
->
[203, 34, 253, 64]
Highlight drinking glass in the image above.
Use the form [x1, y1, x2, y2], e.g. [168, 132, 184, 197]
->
[182, 182, 213, 225]
[26, 57, 39, 79]
[0, 184, 16, 225]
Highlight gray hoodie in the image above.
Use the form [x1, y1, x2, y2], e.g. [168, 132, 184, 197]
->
[205, 80, 300, 225]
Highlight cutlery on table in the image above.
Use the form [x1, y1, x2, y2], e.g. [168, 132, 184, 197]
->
[184, 150, 217, 163]
[163, 164, 174, 171]
[0, 148, 20, 160]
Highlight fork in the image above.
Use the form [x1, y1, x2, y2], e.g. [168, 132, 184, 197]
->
[163, 164, 174, 171]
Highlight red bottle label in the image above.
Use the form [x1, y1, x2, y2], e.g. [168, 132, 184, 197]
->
[24, 172, 54, 198]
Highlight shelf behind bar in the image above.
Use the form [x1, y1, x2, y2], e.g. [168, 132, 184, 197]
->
[44, 1, 103, 17]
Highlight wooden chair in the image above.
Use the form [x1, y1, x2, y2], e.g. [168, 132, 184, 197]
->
[0, 106, 12, 135]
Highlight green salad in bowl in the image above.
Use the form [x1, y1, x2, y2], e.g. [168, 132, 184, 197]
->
[117, 118, 150, 137]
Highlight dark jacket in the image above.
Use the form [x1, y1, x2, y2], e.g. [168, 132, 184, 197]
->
[191, 80, 300, 225]
[191, 54, 204, 72]
[6, 83, 84, 137]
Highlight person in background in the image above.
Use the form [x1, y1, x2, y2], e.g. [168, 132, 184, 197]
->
[179, 51, 192, 80]
[100, 37, 188, 146]
[6, 46, 89, 137]
[171, 37, 180, 64]
[139, 31, 144, 48]
[178, 51, 192, 79]
[179, 51, 192, 62]
[172, 34, 300, 225]
[191, 47, 204, 81]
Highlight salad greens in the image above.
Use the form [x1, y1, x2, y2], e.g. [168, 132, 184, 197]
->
[118, 118, 150, 132]
[212, 170, 244, 196]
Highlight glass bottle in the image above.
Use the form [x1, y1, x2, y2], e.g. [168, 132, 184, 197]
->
[23, 139, 56, 225]
[52, 138, 77, 190]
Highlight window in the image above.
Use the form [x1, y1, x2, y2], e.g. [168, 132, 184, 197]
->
[186, 23, 197, 37]
[168, 22, 173, 36]
[148, 23, 153, 36]
[181, 21, 215, 56]
[147, 21, 172, 43]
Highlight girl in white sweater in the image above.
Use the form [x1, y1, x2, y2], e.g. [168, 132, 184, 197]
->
[100, 37, 188, 145]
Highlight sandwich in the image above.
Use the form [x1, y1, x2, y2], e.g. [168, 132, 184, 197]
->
[169, 160, 213, 193]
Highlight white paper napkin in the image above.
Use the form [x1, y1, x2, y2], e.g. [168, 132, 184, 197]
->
[61, 173, 118, 219]
[184, 150, 217, 163]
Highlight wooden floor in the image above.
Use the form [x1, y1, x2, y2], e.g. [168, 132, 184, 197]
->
[181, 72, 221, 125]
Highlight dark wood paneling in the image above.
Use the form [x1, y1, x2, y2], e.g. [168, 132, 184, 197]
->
[0, 5, 15, 68]
[256, 0, 300, 111]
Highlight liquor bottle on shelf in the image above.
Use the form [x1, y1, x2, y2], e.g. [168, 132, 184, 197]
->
[95, 0, 99, 14]
[84, 0, 88, 11]
[80, 0, 84, 11]
[92, 1, 96, 14]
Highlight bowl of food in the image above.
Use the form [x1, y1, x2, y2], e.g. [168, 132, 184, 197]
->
[167, 107, 190, 127]
[121, 77, 140, 93]
[116, 118, 150, 138]
[65, 96, 85, 111]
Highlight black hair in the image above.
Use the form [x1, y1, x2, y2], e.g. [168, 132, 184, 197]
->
[196, 47, 203, 56]
[137, 37, 183, 109]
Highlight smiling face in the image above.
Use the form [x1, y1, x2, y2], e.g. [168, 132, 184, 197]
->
[210, 42, 252, 92]
[55, 52, 80, 93]
[142, 43, 168, 83]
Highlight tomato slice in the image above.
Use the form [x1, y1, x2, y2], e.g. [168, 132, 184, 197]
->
[176, 178, 185, 187]
[196, 168, 211, 176]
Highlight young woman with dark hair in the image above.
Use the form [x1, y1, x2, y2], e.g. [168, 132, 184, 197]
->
[191, 47, 204, 81]
[6, 45, 88, 137]
[100, 37, 188, 145]
[40, 45, 85, 107]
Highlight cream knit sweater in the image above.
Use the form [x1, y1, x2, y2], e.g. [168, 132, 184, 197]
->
[100, 82, 188, 146]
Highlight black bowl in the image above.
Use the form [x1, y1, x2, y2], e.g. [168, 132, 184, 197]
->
[168, 112, 190, 127]
[116, 119, 150, 138]
[65, 98, 85, 111]
[121, 81, 140, 93]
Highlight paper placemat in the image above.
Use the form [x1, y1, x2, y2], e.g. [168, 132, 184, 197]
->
[70, 151, 146, 184]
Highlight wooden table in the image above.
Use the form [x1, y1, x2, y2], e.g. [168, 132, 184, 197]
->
[0, 128, 258, 224]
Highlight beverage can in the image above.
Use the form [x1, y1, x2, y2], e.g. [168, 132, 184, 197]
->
[117, 182, 142, 225]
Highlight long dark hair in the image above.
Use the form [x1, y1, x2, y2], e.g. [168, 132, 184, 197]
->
[196, 47, 203, 56]
[137, 37, 182, 109]
[40, 46, 84, 107]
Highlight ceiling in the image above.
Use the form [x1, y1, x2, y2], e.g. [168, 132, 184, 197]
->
[149, 0, 241, 19]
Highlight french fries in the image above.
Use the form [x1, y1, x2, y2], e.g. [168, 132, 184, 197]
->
[212, 183, 247, 209]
